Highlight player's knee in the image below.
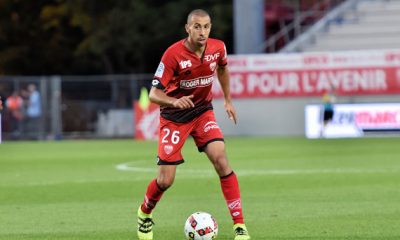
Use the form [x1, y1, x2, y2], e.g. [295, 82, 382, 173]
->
[212, 154, 228, 166]
[212, 155, 231, 175]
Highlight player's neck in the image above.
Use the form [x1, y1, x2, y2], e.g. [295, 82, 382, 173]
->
[185, 38, 205, 58]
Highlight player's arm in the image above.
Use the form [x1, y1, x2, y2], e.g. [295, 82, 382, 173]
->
[149, 87, 194, 109]
[0, 96, 3, 111]
[217, 65, 237, 124]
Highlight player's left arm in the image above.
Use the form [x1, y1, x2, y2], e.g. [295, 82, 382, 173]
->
[217, 65, 237, 124]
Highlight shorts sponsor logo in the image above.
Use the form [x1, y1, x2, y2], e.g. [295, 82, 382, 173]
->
[204, 121, 219, 132]
[155, 62, 164, 78]
[164, 144, 173, 155]
[227, 199, 241, 210]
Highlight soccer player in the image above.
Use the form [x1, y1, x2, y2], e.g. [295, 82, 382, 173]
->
[137, 9, 250, 240]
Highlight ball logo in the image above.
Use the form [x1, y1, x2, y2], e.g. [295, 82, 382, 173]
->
[204, 121, 219, 132]
[197, 227, 214, 236]
[164, 145, 173, 155]
[189, 216, 197, 228]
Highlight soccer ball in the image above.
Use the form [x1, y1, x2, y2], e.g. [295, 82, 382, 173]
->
[184, 212, 218, 240]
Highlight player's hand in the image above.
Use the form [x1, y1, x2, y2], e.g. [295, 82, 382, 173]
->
[224, 100, 237, 124]
[172, 95, 194, 109]
[0, 96, 3, 111]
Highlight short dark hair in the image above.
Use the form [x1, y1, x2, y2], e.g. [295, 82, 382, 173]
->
[187, 9, 210, 24]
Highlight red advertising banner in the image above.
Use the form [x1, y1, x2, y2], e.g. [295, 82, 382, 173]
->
[212, 49, 400, 98]
[134, 101, 159, 140]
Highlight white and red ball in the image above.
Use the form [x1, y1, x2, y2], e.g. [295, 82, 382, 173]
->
[184, 212, 218, 240]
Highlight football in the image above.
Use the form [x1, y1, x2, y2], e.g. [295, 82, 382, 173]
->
[184, 212, 218, 240]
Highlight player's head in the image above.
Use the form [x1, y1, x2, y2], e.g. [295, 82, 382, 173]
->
[28, 83, 36, 92]
[185, 9, 211, 48]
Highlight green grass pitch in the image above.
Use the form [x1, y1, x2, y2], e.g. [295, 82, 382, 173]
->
[1, 137, 400, 240]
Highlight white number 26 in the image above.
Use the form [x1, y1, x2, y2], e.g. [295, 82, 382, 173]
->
[161, 128, 180, 144]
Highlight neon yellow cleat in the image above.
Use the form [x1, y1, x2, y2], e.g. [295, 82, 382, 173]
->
[233, 223, 251, 240]
[137, 207, 154, 240]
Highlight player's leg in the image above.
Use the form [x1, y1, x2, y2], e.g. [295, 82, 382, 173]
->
[137, 117, 191, 240]
[204, 142, 250, 240]
[192, 110, 250, 239]
[140, 165, 176, 214]
[137, 165, 176, 240]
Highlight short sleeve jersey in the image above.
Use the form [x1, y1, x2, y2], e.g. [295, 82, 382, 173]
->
[152, 38, 228, 123]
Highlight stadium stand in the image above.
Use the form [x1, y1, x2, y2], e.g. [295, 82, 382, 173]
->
[282, 0, 400, 52]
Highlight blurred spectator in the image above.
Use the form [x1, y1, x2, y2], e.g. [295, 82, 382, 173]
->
[25, 84, 42, 139]
[6, 90, 24, 138]
[321, 87, 336, 137]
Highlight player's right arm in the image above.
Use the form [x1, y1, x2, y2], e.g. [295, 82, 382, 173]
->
[149, 87, 194, 109]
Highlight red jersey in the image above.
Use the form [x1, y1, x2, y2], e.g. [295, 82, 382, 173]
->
[152, 38, 228, 123]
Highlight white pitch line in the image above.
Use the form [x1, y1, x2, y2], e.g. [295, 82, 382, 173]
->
[115, 161, 399, 176]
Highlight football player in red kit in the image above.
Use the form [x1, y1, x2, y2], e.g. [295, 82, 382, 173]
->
[137, 9, 250, 240]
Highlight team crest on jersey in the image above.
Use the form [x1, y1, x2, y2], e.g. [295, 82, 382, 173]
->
[209, 62, 217, 72]
[164, 145, 173, 155]
[155, 62, 165, 78]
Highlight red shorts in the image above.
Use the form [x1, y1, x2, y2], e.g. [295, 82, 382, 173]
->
[157, 110, 224, 165]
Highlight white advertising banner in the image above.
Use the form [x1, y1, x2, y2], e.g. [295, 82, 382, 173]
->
[305, 103, 400, 138]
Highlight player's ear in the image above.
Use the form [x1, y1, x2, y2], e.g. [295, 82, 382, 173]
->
[185, 23, 189, 34]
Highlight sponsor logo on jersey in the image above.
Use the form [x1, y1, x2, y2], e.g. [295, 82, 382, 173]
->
[164, 144, 173, 155]
[179, 60, 192, 69]
[155, 62, 165, 78]
[209, 62, 217, 72]
[180, 76, 214, 89]
[204, 121, 219, 132]
[227, 199, 242, 210]
[204, 53, 220, 62]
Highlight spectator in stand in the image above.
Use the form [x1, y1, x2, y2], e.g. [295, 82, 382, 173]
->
[25, 84, 42, 139]
[6, 90, 24, 138]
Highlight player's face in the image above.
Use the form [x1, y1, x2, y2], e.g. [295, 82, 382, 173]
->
[186, 15, 211, 47]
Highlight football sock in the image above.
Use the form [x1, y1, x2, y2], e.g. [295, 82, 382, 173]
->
[140, 179, 165, 214]
[220, 171, 244, 224]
